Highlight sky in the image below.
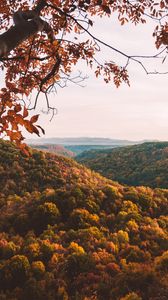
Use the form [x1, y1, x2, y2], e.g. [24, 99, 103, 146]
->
[10, 12, 168, 141]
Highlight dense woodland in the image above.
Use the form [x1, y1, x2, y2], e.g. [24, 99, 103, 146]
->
[76, 142, 168, 189]
[0, 140, 168, 299]
[31, 144, 75, 158]
[0, 1, 168, 298]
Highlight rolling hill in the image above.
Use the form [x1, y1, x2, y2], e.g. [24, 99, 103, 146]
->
[28, 137, 140, 156]
[30, 143, 121, 157]
[76, 142, 168, 189]
[0, 140, 168, 299]
[30, 144, 75, 157]
[26, 137, 138, 146]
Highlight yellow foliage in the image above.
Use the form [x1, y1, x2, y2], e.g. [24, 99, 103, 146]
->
[120, 292, 142, 300]
[69, 242, 85, 255]
[117, 230, 129, 244]
[127, 220, 139, 232]
[53, 40, 59, 47]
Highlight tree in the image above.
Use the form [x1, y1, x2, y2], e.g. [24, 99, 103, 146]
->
[0, 255, 30, 289]
[0, 0, 168, 148]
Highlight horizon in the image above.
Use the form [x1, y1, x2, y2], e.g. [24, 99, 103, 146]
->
[26, 136, 167, 143]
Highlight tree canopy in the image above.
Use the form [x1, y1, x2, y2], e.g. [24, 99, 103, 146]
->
[0, 0, 168, 149]
[0, 139, 168, 299]
[76, 142, 168, 189]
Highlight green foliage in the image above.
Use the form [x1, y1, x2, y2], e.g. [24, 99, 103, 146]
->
[0, 241, 18, 259]
[65, 253, 95, 278]
[32, 202, 60, 233]
[154, 251, 168, 272]
[0, 255, 30, 289]
[77, 142, 168, 188]
[69, 208, 99, 229]
[31, 261, 45, 279]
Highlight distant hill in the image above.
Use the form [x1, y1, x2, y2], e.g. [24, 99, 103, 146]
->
[76, 142, 168, 188]
[65, 144, 121, 155]
[31, 143, 121, 156]
[26, 137, 138, 146]
[28, 137, 141, 156]
[0, 140, 168, 299]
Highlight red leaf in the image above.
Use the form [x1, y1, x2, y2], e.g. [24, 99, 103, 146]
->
[14, 104, 22, 113]
[15, 114, 24, 125]
[30, 114, 39, 123]
[23, 106, 29, 118]
[24, 120, 40, 136]
[160, 1, 165, 9]
[102, 5, 111, 14]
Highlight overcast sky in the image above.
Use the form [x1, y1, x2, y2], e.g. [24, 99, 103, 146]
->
[22, 14, 168, 141]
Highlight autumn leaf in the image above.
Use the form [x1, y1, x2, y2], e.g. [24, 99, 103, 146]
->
[102, 5, 111, 14]
[15, 114, 24, 126]
[14, 104, 22, 113]
[30, 114, 39, 124]
[160, 1, 165, 8]
[23, 106, 29, 118]
[23, 119, 40, 136]
[0, 0, 166, 148]
[10, 131, 22, 141]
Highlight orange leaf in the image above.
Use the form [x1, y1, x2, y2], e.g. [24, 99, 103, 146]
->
[24, 120, 34, 133]
[15, 114, 24, 125]
[23, 106, 29, 118]
[30, 114, 39, 123]
[12, 123, 18, 131]
[8, 110, 15, 116]
[14, 104, 22, 113]
[24, 120, 40, 136]
[10, 131, 22, 141]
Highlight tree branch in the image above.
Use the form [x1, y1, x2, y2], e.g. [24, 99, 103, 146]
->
[40, 54, 61, 91]
[33, 0, 47, 15]
[47, 3, 168, 76]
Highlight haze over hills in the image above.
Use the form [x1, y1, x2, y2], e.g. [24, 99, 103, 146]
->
[26, 137, 142, 146]
[0, 140, 168, 299]
[27, 137, 157, 156]
[31, 143, 123, 157]
[76, 142, 168, 189]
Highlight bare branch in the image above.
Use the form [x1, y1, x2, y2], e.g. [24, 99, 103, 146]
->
[47, 3, 168, 76]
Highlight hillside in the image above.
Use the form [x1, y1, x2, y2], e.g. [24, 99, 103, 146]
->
[31, 144, 120, 157]
[0, 140, 168, 299]
[30, 144, 75, 157]
[76, 142, 168, 189]
[28, 137, 139, 157]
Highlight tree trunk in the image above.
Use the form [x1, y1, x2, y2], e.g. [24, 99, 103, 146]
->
[0, 0, 47, 57]
[0, 20, 42, 57]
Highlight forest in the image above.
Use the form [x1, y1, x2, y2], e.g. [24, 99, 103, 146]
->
[0, 0, 168, 299]
[76, 142, 168, 189]
[0, 139, 168, 299]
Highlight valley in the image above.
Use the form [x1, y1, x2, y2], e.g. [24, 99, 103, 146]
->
[28, 137, 141, 157]
[0, 140, 167, 299]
